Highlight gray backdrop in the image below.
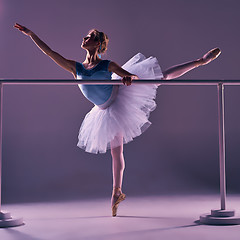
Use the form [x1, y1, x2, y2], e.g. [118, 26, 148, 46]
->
[1, 0, 240, 203]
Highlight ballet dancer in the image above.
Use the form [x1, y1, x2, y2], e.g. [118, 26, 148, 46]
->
[14, 23, 221, 217]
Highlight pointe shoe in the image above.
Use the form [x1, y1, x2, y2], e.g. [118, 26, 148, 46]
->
[111, 193, 126, 217]
[201, 47, 221, 65]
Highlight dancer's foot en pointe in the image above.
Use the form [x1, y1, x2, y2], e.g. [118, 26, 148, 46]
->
[111, 187, 126, 217]
[198, 47, 221, 66]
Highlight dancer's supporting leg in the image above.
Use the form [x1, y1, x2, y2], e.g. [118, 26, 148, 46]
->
[111, 136, 125, 201]
[162, 48, 221, 80]
[110, 135, 126, 216]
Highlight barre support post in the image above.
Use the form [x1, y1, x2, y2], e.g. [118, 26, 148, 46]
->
[199, 83, 240, 225]
[0, 83, 2, 212]
[218, 83, 226, 210]
[0, 83, 24, 227]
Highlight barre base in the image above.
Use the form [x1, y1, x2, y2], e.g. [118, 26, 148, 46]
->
[0, 211, 24, 228]
[200, 209, 240, 225]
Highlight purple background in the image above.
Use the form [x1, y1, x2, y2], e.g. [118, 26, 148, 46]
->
[1, 0, 240, 203]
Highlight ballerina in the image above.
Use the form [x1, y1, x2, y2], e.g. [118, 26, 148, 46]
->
[14, 23, 221, 217]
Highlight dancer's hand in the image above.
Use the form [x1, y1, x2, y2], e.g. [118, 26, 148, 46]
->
[121, 75, 139, 86]
[14, 23, 32, 36]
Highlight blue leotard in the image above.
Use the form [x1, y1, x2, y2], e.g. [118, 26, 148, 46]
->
[76, 60, 116, 107]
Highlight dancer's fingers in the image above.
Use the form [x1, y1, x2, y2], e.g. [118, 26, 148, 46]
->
[14, 23, 22, 28]
[122, 76, 132, 86]
[14, 23, 26, 31]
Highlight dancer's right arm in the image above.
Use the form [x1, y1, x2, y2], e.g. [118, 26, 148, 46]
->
[14, 23, 76, 78]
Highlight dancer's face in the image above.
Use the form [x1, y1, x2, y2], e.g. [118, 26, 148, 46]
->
[81, 31, 100, 51]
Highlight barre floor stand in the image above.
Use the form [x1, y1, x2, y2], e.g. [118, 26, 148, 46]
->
[199, 83, 240, 225]
[0, 83, 23, 227]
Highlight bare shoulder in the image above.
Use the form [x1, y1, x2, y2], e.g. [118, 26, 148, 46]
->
[108, 60, 133, 78]
[108, 61, 121, 72]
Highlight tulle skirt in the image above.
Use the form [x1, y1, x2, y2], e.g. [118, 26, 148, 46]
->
[77, 53, 163, 154]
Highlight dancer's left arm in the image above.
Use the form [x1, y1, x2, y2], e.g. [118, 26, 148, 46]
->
[109, 62, 138, 86]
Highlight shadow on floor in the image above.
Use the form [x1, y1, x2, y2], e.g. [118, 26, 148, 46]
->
[3, 228, 42, 240]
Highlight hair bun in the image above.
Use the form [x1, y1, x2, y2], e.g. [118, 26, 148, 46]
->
[91, 29, 109, 54]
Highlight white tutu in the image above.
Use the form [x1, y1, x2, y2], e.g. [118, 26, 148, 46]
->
[77, 53, 163, 154]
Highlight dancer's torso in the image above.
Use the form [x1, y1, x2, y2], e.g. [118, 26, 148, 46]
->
[76, 60, 118, 109]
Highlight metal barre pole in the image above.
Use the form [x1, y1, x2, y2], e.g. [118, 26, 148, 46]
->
[1, 79, 240, 85]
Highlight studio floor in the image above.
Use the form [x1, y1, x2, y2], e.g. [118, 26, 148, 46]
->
[1, 195, 240, 240]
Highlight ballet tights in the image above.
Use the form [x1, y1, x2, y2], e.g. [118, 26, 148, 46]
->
[110, 136, 125, 204]
[162, 59, 201, 80]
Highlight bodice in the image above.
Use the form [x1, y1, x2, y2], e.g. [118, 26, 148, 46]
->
[76, 60, 113, 106]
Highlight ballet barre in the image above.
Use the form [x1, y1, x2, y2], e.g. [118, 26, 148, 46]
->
[0, 79, 240, 227]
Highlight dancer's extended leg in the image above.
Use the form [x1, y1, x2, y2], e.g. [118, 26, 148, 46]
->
[162, 48, 221, 80]
[110, 135, 126, 216]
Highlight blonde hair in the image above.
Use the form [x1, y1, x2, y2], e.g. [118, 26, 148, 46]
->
[90, 29, 109, 54]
